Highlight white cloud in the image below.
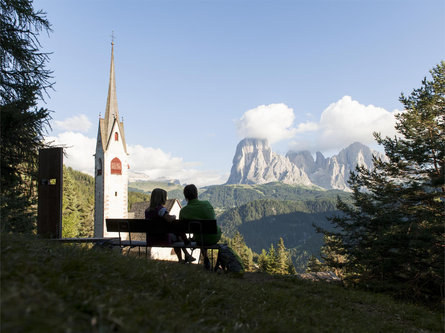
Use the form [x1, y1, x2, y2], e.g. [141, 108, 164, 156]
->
[127, 145, 227, 187]
[290, 96, 400, 153]
[236, 103, 297, 144]
[44, 132, 227, 187]
[45, 132, 96, 175]
[53, 114, 92, 133]
[128, 144, 188, 171]
[295, 121, 318, 133]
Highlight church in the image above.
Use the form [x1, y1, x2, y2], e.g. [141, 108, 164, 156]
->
[93, 42, 186, 261]
[94, 42, 129, 238]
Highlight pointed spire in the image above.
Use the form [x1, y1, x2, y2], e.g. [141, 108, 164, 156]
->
[104, 40, 119, 138]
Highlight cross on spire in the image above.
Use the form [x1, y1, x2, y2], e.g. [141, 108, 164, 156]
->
[111, 31, 115, 45]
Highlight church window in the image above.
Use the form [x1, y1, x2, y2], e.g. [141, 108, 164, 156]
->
[110, 157, 122, 175]
[115, 132, 119, 141]
[97, 158, 102, 176]
[115, 192, 117, 196]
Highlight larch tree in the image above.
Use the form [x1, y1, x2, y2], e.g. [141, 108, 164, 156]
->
[319, 62, 444, 302]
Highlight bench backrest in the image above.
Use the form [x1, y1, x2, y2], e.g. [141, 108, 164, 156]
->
[106, 218, 217, 234]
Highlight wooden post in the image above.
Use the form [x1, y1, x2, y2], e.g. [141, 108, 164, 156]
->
[37, 147, 63, 238]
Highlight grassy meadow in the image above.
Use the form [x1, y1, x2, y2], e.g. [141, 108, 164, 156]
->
[1, 233, 442, 332]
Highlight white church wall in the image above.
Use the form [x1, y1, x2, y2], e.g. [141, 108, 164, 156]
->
[102, 122, 128, 238]
[94, 139, 105, 237]
[169, 200, 181, 218]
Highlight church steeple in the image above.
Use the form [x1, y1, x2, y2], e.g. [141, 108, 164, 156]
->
[104, 41, 119, 139]
[94, 38, 129, 238]
[98, 40, 127, 154]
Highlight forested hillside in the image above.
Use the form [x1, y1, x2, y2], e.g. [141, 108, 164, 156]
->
[217, 198, 339, 271]
[62, 166, 94, 237]
[204, 183, 351, 271]
[128, 191, 151, 211]
[200, 182, 349, 210]
[62, 168, 151, 237]
[219, 198, 340, 236]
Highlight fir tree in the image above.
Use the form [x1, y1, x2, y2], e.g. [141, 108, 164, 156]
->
[319, 62, 444, 302]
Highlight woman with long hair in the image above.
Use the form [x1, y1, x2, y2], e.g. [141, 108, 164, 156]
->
[145, 188, 195, 263]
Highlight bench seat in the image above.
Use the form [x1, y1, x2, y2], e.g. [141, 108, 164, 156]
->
[105, 218, 219, 260]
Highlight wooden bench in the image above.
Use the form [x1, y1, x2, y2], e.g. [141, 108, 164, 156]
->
[54, 237, 120, 245]
[105, 218, 219, 261]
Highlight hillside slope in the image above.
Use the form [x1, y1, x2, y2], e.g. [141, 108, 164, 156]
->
[2, 233, 441, 332]
[217, 199, 338, 269]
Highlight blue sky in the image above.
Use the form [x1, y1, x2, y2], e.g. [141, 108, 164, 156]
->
[37, 0, 444, 186]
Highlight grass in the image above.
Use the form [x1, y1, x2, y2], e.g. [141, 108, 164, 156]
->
[1, 233, 442, 332]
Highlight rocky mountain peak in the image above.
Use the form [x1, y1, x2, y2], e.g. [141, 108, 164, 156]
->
[227, 139, 384, 190]
[336, 142, 380, 170]
[226, 138, 312, 186]
[286, 150, 317, 174]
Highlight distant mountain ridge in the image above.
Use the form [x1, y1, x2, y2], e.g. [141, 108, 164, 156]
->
[227, 139, 385, 191]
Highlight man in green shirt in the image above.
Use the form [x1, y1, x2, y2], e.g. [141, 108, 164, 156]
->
[179, 184, 221, 269]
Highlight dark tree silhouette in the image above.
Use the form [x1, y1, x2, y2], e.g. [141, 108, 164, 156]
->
[1, 0, 53, 232]
[319, 62, 444, 302]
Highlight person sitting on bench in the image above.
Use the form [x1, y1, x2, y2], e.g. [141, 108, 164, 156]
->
[145, 188, 195, 263]
[179, 184, 221, 270]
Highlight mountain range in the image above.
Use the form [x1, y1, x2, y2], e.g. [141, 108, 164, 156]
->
[226, 139, 385, 191]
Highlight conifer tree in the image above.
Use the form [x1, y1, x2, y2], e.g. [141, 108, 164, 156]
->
[277, 238, 296, 274]
[258, 239, 296, 275]
[319, 62, 444, 301]
[276, 238, 288, 273]
[257, 249, 268, 273]
[1, 0, 53, 232]
[258, 246, 277, 273]
[316, 234, 346, 277]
